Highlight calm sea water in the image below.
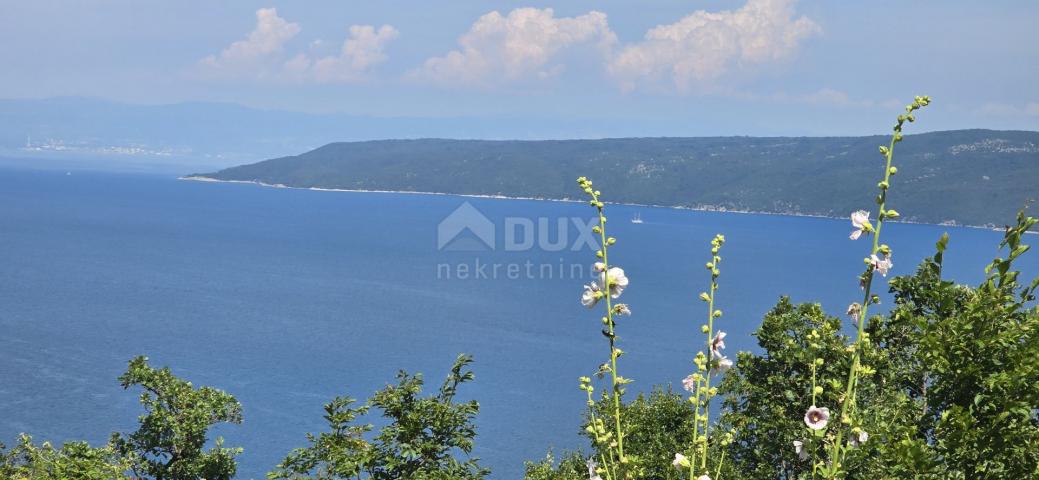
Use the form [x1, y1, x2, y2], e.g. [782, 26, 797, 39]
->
[1, 167, 1035, 479]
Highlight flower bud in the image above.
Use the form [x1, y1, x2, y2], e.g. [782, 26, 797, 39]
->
[699, 292, 711, 302]
[889, 166, 898, 175]
[813, 386, 823, 395]
[701, 325, 710, 334]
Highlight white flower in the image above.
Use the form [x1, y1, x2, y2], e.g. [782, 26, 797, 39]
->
[793, 440, 808, 460]
[586, 458, 602, 480]
[711, 331, 727, 358]
[698, 475, 712, 480]
[593, 262, 606, 272]
[846, 303, 861, 323]
[804, 405, 830, 430]
[599, 266, 629, 298]
[615, 304, 631, 315]
[715, 356, 733, 373]
[682, 374, 696, 393]
[672, 452, 689, 469]
[581, 282, 601, 308]
[850, 210, 870, 240]
[870, 253, 893, 277]
[849, 430, 869, 448]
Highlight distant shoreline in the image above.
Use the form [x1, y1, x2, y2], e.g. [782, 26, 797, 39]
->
[179, 175, 1011, 232]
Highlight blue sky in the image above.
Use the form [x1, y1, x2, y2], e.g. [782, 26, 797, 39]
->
[2, 0, 1038, 136]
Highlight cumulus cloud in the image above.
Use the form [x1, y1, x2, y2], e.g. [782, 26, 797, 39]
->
[609, 0, 821, 92]
[286, 25, 399, 83]
[199, 8, 397, 83]
[414, 8, 617, 86]
[200, 8, 300, 74]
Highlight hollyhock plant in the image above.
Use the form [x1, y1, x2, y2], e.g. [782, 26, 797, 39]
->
[574, 176, 638, 479]
[804, 405, 830, 430]
[581, 282, 602, 308]
[711, 331, 727, 358]
[586, 458, 602, 480]
[793, 440, 808, 461]
[871, 253, 893, 277]
[672, 452, 689, 469]
[601, 267, 629, 299]
[849, 210, 871, 240]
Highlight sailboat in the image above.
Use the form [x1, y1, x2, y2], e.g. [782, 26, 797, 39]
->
[630, 212, 643, 224]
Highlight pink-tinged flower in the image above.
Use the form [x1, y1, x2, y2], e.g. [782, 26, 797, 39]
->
[581, 282, 601, 308]
[849, 430, 869, 448]
[586, 458, 602, 480]
[870, 253, 893, 277]
[846, 303, 862, 323]
[804, 405, 830, 430]
[599, 267, 629, 298]
[715, 356, 733, 373]
[793, 440, 808, 461]
[682, 374, 697, 393]
[711, 331, 727, 358]
[850, 210, 870, 240]
[672, 452, 689, 469]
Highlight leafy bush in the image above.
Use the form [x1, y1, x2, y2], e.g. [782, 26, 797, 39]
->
[112, 356, 243, 480]
[0, 434, 129, 480]
[269, 354, 488, 479]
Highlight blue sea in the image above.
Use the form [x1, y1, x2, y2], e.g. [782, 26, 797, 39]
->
[1, 167, 1036, 479]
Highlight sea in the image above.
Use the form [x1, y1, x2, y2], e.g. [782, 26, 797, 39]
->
[1, 166, 1036, 479]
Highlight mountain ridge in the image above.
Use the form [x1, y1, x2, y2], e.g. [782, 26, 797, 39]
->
[196, 129, 1039, 228]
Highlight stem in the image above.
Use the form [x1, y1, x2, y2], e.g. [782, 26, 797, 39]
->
[701, 279, 717, 471]
[592, 191, 625, 465]
[832, 130, 899, 473]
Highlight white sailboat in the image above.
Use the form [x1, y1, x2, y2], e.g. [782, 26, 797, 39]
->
[630, 212, 643, 224]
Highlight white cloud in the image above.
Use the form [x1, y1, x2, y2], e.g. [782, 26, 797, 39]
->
[609, 0, 820, 92]
[200, 8, 300, 73]
[287, 25, 399, 83]
[199, 8, 397, 83]
[414, 8, 617, 87]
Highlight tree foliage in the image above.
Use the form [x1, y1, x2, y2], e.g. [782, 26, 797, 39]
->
[0, 434, 129, 480]
[269, 353, 489, 479]
[111, 356, 243, 480]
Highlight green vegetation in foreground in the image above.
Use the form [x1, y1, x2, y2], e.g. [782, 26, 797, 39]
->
[197, 129, 1039, 227]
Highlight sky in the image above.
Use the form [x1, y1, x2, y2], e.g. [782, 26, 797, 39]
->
[2, 0, 1039, 136]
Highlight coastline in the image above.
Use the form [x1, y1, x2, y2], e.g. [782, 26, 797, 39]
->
[178, 175, 1010, 232]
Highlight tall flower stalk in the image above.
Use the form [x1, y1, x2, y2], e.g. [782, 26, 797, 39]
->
[577, 176, 635, 480]
[810, 95, 931, 478]
[676, 234, 733, 480]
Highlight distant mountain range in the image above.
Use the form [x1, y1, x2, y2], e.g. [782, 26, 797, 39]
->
[193, 130, 1039, 228]
[1, 97, 744, 171]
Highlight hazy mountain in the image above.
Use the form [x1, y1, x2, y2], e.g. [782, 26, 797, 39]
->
[197, 130, 1039, 227]
[0, 97, 723, 172]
